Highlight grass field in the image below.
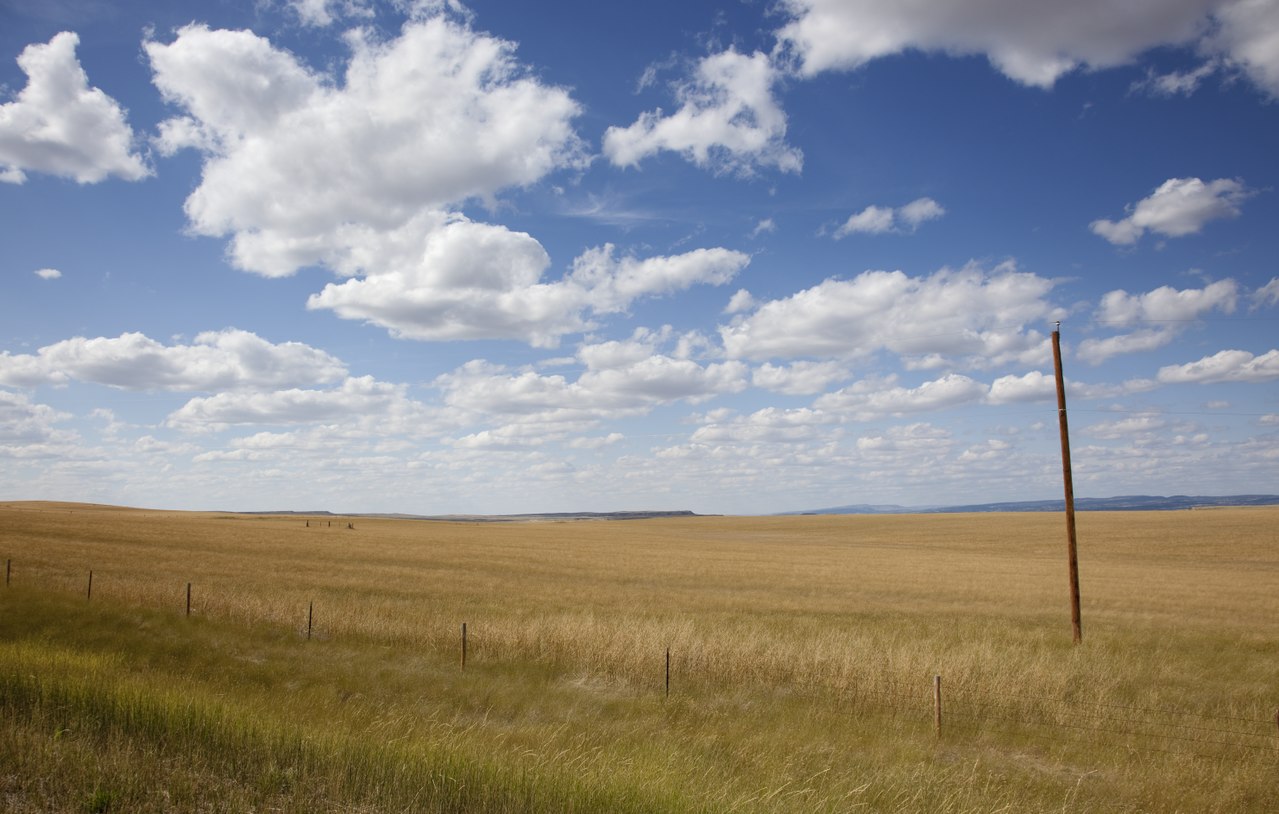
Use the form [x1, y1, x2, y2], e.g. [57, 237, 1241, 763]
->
[1, 501, 1276, 812]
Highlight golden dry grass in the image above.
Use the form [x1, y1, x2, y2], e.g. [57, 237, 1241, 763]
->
[1, 501, 1276, 811]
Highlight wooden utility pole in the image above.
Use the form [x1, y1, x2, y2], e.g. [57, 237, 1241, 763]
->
[1052, 325, 1082, 644]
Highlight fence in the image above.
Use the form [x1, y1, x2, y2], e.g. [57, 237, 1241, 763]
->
[4, 557, 1276, 765]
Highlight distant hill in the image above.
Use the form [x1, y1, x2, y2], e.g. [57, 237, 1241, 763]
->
[784, 495, 1279, 515]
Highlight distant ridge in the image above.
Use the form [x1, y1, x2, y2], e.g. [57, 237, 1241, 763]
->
[237, 509, 702, 522]
[783, 495, 1279, 515]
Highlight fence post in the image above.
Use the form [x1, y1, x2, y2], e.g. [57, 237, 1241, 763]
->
[461, 622, 468, 671]
[665, 647, 671, 698]
[307, 601, 313, 640]
[5, 559, 9, 586]
[186, 582, 192, 617]
[933, 675, 942, 738]
[87, 570, 93, 601]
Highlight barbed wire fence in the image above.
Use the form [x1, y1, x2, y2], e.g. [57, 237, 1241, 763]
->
[4, 557, 1276, 767]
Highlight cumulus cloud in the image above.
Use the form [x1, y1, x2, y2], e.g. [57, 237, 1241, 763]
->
[34, 267, 61, 280]
[0, 31, 149, 184]
[1078, 280, 1238, 363]
[724, 289, 758, 315]
[0, 330, 347, 390]
[815, 373, 989, 421]
[719, 262, 1060, 365]
[568, 243, 749, 313]
[1210, 0, 1279, 97]
[167, 375, 415, 430]
[987, 371, 1057, 404]
[435, 334, 750, 431]
[690, 406, 834, 445]
[751, 361, 849, 395]
[856, 422, 952, 454]
[0, 390, 73, 445]
[834, 197, 945, 237]
[146, 16, 753, 348]
[1157, 348, 1279, 383]
[146, 16, 587, 277]
[1090, 177, 1250, 246]
[305, 217, 750, 346]
[603, 48, 802, 175]
[774, 0, 1229, 88]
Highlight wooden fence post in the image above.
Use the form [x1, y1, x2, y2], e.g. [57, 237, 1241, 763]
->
[933, 675, 943, 738]
[87, 570, 93, 601]
[186, 582, 192, 617]
[665, 647, 671, 698]
[461, 622, 468, 671]
[5, 559, 9, 586]
[307, 601, 313, 640]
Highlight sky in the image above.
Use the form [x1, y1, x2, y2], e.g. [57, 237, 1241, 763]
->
[1, 0, 1276, 516]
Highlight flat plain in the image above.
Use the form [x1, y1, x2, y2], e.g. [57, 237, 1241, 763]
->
[1, 501, 1276, 812]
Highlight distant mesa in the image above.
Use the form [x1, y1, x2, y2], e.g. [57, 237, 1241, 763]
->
[783, 495, 1279, 515]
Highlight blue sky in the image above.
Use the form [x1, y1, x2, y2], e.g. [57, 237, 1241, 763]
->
[1, 0, 1276, 515]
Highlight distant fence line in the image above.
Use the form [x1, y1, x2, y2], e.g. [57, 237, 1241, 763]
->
[3, 557, 1277, 764]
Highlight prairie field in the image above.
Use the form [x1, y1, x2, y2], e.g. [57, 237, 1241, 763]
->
[0, 501, 1276, 812]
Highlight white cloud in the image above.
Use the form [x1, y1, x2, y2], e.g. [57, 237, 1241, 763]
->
[1209, 0, 1279, 97]
[1078, 280, 1239, 363]
[834, 197, 945, 237]
[1083, 413, 1168, 441]
[0, 330, 347, 391]
[146, 17, 588, 278]
[603, 48, 802, 175]
[435, 337, 750, 427]
[1094, 279, 1239, 324]
[568, 243, 749, 314]
[899, 197, 947, 228]
[751, 361, 849, 395]
[986, 370, 1150, 404]
[775, 0, 1226, 88]
[286, 0, 374, 27]
[987, 371, 1056, 404]
[568, 433, 624, 450]
[1090, 177, 1250, 245]
[1253, 277, 1279, 308]
[0, 31, 149, 184]
[834, 205, 894, 236]
[856, 422, 952, 453]
[1157, 348, 1279, 383]
[305, 217, 750, 346]
[34, 267, 61, 280]
[166, 375, 418, 430]
[304, 215, 575, 346]
[1130, 61, 1221, 96]
[720, 262, 1059, 365]
[147, 17, 751, 349]
[751, 218, 777, 238]
[690, 406, 834, 445]
[0, 390, 73, 445]
[815, 373, 989, 421]
[724, 289, 758, 315]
